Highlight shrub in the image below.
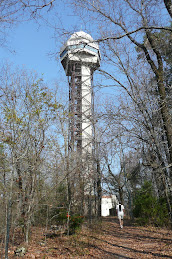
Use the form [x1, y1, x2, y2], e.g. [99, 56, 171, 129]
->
[69, 215, 84, 234]
[133, 181, 169, 227]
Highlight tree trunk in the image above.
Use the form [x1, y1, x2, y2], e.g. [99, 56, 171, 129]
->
[164, 0, 172, 18]
[5, 200, 12, 259]
[157, 78, 172, 168]
[97, 159, 102, 217]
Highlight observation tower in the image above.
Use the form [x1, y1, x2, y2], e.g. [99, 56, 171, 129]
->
[60, 31, 100, 208]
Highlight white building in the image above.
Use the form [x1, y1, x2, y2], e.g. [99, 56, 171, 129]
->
[101, 195, 117, 217]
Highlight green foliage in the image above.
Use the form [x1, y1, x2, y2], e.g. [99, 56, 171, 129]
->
[69, 214, 84, 234]
[56, 183, 68, 206]
[136, 23, 172, 64]
[33, 205, 48, 226]
[55, 208, 68, 225]
[54, 209, 84, 234]
[152, 24, 172, 65]
[133, 181, 169, 226]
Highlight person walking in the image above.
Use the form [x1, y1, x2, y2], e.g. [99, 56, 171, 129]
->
[116, 202, 125, 228]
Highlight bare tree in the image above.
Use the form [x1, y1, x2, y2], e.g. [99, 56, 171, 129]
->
[70, 0, 172, 167]
[0, 64, 65, 255]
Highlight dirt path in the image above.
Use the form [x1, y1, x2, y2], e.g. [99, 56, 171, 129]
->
[89, 217, 172, 259]
[7, 217, 172, 258]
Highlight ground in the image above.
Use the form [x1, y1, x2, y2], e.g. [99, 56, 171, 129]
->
[5, 217, 172, 258]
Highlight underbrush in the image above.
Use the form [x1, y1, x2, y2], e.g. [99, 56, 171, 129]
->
[6, 218, 103, 258]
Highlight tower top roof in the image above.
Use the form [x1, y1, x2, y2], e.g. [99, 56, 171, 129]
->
[60, 31, 100, 75]
[68, 31, 93, 42]
[60, 31, 98, 51]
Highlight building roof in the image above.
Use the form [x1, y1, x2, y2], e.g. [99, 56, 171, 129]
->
[68, 31, 93, 42]
[102, 195, 113, 199]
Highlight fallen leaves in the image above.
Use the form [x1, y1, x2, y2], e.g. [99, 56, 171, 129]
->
[6, 217, 172, 258]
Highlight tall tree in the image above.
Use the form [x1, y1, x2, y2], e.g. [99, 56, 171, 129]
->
[71, 0, 172, 167]
[0, 64, 63, 246]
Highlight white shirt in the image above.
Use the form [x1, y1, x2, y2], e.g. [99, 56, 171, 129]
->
[116, 204, 124, 215]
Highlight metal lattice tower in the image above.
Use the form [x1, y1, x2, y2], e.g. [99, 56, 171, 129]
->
[60, 31, 100, 198]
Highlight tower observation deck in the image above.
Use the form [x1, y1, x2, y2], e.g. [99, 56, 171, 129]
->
[60, 31, 100, 213]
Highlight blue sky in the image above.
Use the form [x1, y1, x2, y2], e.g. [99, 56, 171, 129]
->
[0, 3, 113, 99]
[0, 21, 65, 86]
[0, 3, 82, 85]
[0, 22, 57, 82]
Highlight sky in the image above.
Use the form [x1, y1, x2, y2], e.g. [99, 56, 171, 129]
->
[0, 22, 58, 83]
[0, 1, 118, 101]
[0, 3, 81, 86]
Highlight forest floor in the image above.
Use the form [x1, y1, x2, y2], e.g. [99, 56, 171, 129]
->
[5, 217, 172, 258]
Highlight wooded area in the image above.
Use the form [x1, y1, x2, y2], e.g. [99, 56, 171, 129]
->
[0, 0, 172, 258]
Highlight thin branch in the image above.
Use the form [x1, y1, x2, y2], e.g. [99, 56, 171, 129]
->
[20, 0, 55, 10]
[96, 26, 172, 43]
